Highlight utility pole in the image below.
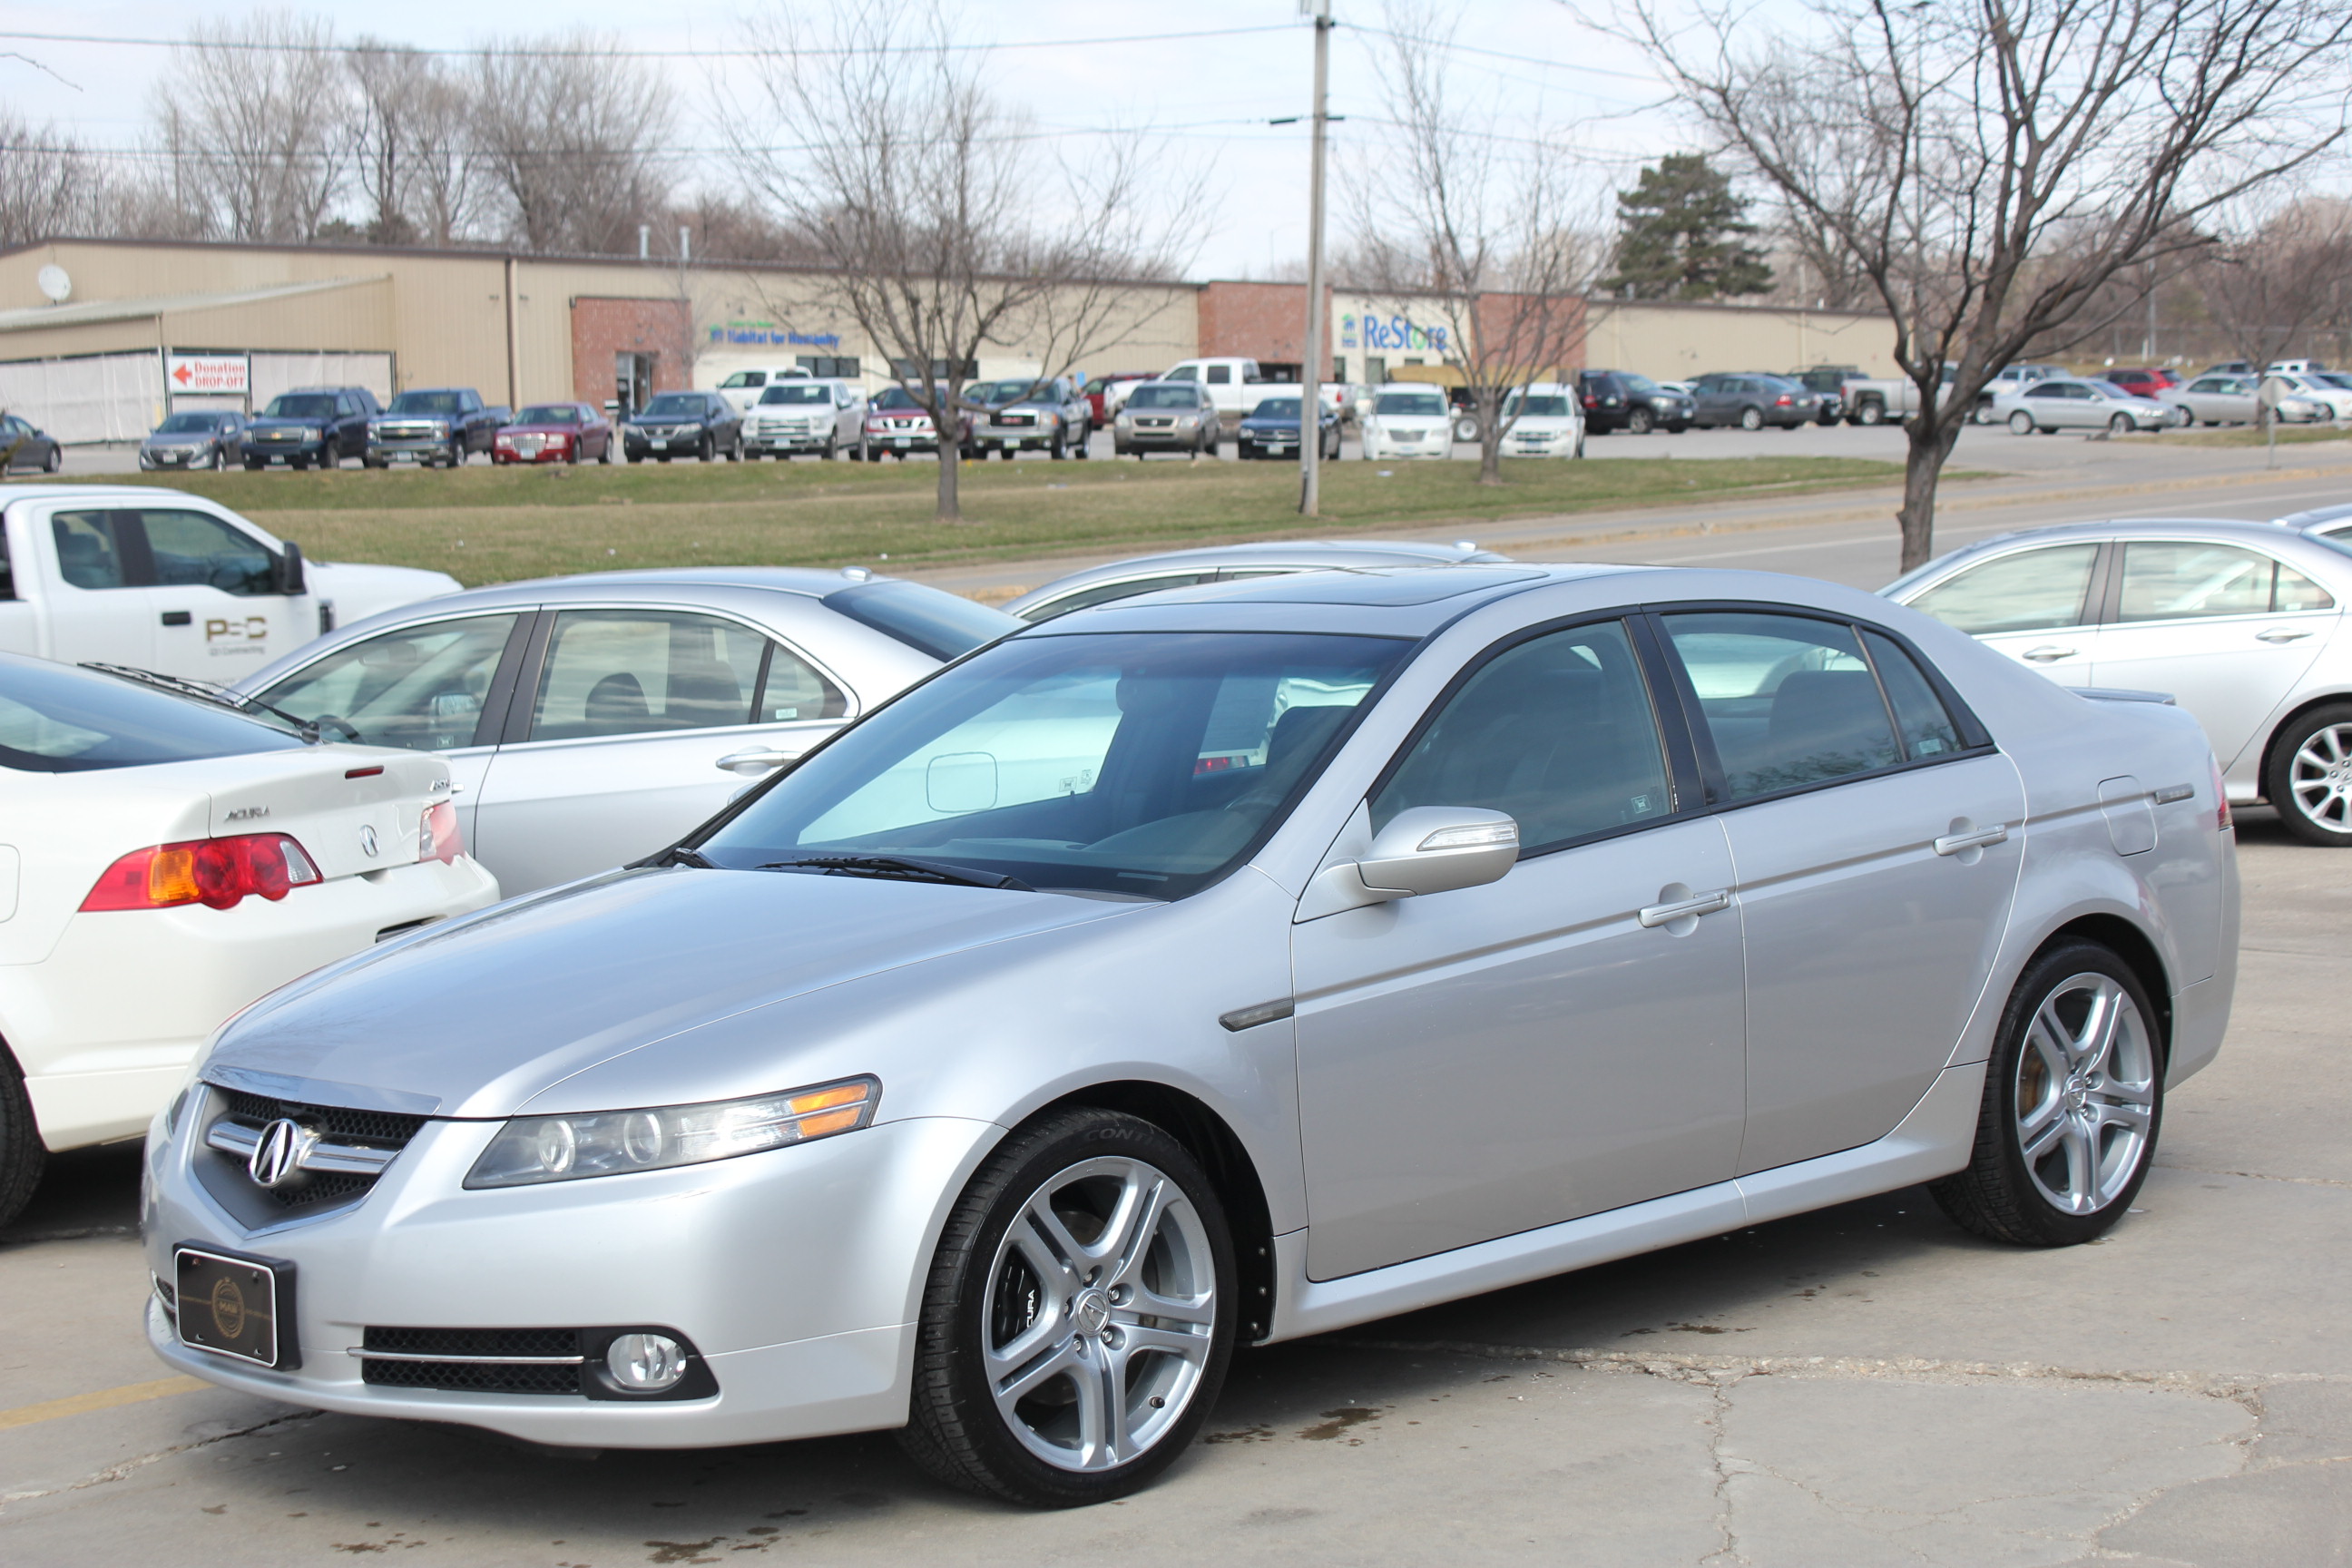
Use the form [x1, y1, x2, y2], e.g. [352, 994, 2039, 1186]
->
[1298, 0, 1334, 517]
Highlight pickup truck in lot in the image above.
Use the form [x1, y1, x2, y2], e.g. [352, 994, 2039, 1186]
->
[366, 387, 510, 468]
[1156, 358, 1350, 426]
[1838, 364, 1958, 426]
[0, 485, 458, 681]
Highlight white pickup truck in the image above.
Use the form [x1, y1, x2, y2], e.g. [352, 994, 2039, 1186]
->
[1156, 358, 1353, 426]
[0, 485, 460, 682]
[1838, 363, 1960, 426]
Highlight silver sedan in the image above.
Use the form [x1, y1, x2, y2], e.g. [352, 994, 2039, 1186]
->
[234, 568, 1020, 893]
[150, 563, 2233, 1506]
[1992, 377, 2174, 434]
[1885, 518, 2352, 843]
[1001, 539, 1511, 622]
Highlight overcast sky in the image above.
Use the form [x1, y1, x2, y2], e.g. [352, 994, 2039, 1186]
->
[0, 0, 1682, 277]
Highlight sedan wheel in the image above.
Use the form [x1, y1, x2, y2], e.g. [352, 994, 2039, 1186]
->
[1626, 407, 1654, 436]
[2108, 413, 2132, 435]
[1738, 407, 1764, 432]
[2008, 410, 2036, 436]
[898, 1108, 1234, 1507]
[0, 1051, 42, 1231]
[2266, 704, 2352, 846]
[1931, 942, 2161, 1246]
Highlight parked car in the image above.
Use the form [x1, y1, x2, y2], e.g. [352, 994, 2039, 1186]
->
[1497, 383, 1587, 458]
[2097, 368, 2178, 399]
[139, 411, 245, 473]
[1235, 396, 1341, 461]
[0, 485, 458, 681]
[2267, 358, 2328, 377]
[1576, 369, 1694, 435]
[366, 388, 508, 469]
[1965, 364, 2069, 424]
[1783, 367, 1856, 424]
[1357, 383, 1455, 459]
[2265, 371, 2352, 421]
[0, 413, 61, 475]
[1690, 372, 1814, 430]
[970, 377, 1093, 460]
[0, 655, 499, 1230]
[1844, 363, 1958, 426]
[1155, 358, 1342, 425]
[240, 387, 381, 470]
[622, 391, 742, 463]
[1113, 382, 1221, 458]
[1884, 516, 2352, 843]
[150, 560, 2233, 1506]
[742, 379, 864, 461]
[1994, 377, 2175, 435]
[2194, 361, 2255, 378]
[236, 568, 1021, 894]
[1083, 373, 1158, 426]
[2164, 373, 2328, 427]
[711, 367, 815, 416]
[857, 386, 970, 462]
[493, 404, 614, 466]
[1003, 539, 1510, 622]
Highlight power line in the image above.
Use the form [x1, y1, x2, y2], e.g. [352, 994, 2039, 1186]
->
[0, 24, 1296, 61]
[1350, 22, 1660, 84]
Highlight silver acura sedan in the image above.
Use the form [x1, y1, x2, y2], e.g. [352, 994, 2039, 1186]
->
[234, 568, 1020, 894]
[147, 563, 2236, 1507]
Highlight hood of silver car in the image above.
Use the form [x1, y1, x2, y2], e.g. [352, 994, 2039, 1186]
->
[204, 868, 1136, 1118]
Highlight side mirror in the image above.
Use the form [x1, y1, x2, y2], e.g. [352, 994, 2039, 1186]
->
[275, 541, 307, 595]
[1354, 807, 1520, 897]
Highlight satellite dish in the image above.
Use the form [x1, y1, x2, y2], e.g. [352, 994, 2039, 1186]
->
[36, 265, 71, 304]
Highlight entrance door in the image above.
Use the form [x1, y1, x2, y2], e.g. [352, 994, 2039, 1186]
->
[1293, 617, 1747, 1280]
[615, 352, 652, 416]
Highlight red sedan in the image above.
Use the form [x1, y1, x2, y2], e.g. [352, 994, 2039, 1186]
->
[492, 402, 613, 465]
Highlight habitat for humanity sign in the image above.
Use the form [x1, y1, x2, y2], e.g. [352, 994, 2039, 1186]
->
[1338, 314, 1449, 353]
[710, 321, 842, 348]
[166, 352, 250, 394]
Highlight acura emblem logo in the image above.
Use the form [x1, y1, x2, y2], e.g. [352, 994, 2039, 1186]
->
[248, 1118, 315, 1189]
[358, 824, 379, 858]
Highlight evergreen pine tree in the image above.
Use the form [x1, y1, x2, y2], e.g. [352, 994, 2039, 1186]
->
[1605, 153, 1774, 299]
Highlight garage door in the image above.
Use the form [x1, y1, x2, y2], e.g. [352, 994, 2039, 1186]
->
[0, 350, 161, 443]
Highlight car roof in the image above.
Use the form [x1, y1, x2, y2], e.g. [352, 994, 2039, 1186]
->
[999, 541, 1509, 613]
[2278, 503, 2352, 530]
[1021, 563, 1636, 638]
[1891, 516, 2352, 586]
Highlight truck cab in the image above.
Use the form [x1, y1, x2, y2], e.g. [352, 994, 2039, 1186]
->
[0, 486, 460, 681]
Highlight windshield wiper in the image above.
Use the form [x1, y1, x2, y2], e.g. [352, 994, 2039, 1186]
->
[757, 854, 1034, 892]
[80, 663, 356, 743]
[635, 844, 717, 869]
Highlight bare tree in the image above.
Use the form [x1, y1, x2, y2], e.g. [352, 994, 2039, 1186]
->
[1350, 6, 1602, 485]
[472, 34, 672, 255]
[2193, 201, 2352, 454]
[1632, 0, 2352, 570]
[348, 43, 486, 248]
[730, 0, 1203, 524]
[150, 12, 352, 242]
[0, 113, 102, 248]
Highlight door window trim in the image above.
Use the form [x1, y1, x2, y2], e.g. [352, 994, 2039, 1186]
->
[250, 606, 540, 753]
[1639, 601, 1997, 815]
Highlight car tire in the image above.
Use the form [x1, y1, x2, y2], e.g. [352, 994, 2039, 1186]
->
[2107, 413, 2132, 435]
[599, 439, 613, 465]
[699, 434, 714, 462]
[1856, 399, 1886, 426]
[0, 1047, 43, 1233]
[1626, 407, 1654, 435]
[1050, 429, 1068, 461]
[211, 446, 229, 471]
[2007, 410, 2034, 434]
[1739, 407, 1764, 432]
[897, 1106, 1236, 1508]
[2264, 702, 2352, 845]
[1075, 424, 1093, 459]
[1931, 941, 2163, 1248]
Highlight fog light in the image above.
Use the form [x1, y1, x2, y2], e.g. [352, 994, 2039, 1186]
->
[605, 1332, 688, 1392]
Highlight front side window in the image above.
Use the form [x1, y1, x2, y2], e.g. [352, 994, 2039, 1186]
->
[720, 372, 765, 389]
[1372, 619, 1672, 851]
[2117, 542, 2334, 622]
[259, 614, 521, 751]
[1161, 366, 1199, 382]
[528, 611, 769, 741]
[1663, 612, 1901, 801]
[140, 509, 276, 597]
[1905, 544, 2101, 634]
[699, 632, 1408, 898]
[52, 511, 132, 590]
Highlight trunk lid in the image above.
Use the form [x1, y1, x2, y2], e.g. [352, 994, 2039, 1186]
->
[201, 744, 449, 878]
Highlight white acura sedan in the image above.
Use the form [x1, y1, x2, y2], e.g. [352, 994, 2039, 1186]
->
[0, 657, 498, 1227]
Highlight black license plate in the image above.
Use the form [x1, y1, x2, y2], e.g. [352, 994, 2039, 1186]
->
[175, 1244, 299, 1369]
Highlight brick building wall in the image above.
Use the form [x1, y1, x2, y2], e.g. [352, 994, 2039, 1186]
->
[1196, 281, 1334, 376]
[569, 297, 691, 410]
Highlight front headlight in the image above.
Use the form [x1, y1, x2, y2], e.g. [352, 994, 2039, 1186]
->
[463, 1077, 878, 1189]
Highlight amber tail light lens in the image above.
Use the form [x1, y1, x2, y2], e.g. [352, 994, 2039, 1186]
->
[420, 799, 464, 865]
[81, 834, 323, 912]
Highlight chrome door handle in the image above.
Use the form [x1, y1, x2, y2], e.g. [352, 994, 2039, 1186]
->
[2020, 646, 2076, 662]
[1934, 824, 2010, 856]
[715, 747, 796, 775]
[1638, 890, 1731, 927]
[2256, 627, 2314, 643]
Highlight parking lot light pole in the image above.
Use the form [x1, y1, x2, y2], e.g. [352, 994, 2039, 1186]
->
[1298, 0, 1334, 517]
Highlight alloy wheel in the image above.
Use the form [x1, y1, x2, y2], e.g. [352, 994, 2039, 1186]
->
[2012, 973, 2157, 1216]
[980, 1154, 1217, 1474]
[2288, 721, 2352, 836]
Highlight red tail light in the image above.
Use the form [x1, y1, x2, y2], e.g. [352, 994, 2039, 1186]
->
[82, 834, 322, 912]
[1582, 394, 1600, 408]
[420, 799, 464, 864]
[1776, 394, 1794, 405]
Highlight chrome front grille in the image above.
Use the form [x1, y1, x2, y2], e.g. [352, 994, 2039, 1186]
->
[198, 1088, 425, 1217]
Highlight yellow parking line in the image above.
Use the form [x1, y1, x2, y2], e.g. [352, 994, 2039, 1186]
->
[0, 1376, 210, 1432]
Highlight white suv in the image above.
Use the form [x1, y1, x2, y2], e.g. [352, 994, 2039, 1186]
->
[1359, 384, 1455, 460]
[741, 379, 866, 460]
[1498, 383, 1587, 458]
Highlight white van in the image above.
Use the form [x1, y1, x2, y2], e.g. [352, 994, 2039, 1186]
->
[709, 366, 815, 414]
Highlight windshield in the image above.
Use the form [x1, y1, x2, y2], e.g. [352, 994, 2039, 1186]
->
[156, 413, 229, 434]
[824, 580, 1020, 661]
[0, 659, 303, 772]
[513, 405, 581, 425]
[759, 384, 831, 406]
[1619, 373, 1661, 396]
[1249, 398, 1303, 419]
[699, 632, 1407, 899]
[873, 387, 925, 411]
[640, 394, 704, 418]
[1505, 394, 1572, 417]
[1376, 391, 1447, 416]
[388, 392, 464, 414]
[1125, 385, 1199, 410]
[262, 395, 337, 419]
[967, 379, 1045, 407]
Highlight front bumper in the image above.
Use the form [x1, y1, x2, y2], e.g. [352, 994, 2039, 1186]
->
[241, 438, 327, 464]
[368, 436, 456, 462]
[13, 856, 499, 1150]
[140, 446, 212, 469]
[745, 426, 834, 453]
[145, 1111, 997, 1448]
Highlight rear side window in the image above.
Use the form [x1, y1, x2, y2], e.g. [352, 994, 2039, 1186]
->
[825, 581, 1021, 660]
[1861, 632, 1962, 759]
[2118, 541, 2335, 621]
[0, 659, 301, 771]
[1662, 612, 1900, 801]
[529, 610, 770, 740]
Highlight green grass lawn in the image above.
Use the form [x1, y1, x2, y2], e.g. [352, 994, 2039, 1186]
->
[65, 453, 1902, 587]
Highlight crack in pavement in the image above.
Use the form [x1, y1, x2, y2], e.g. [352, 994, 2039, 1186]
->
[2153, 1161, 2352, 1191]
[0, 1407, 321, 1514]
[1695, 1372, 1747, 1568]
